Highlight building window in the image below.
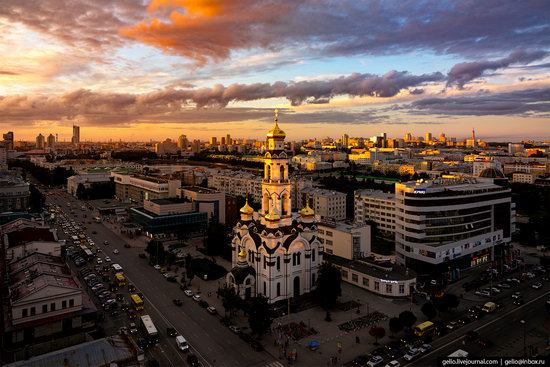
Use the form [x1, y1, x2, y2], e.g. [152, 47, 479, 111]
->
[312, 249, 316, 262]
[352, 274, 358, 283]
[297, 252, 301, 266]
[263, 281, 266, 295]
[326, 240, 333, 246]
[277, 282, 281, 296]
[42, 304, 47, 313]
[51, 303, 56, 311]
[69, 299, 74, 307]
[312, 273, 316, 286]
[386, 284, 393, 293]
[326, 231, 333, 237]
[318, 229, 325, 235]
[341, 270, 348, 279]
[30, 307, 36, 316]
[276, 256, 281, 271]
[22, 309, 28, 318]
[362, 277, 369, 287]
[325, 248, 333, 254]
[374, 282, 379, 291]
[263, 255, 267, 269]
[62, 300, 67, 309]
[399, 284, 405, 294]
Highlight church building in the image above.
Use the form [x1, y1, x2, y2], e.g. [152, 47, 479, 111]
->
[227, 111, 323, 303]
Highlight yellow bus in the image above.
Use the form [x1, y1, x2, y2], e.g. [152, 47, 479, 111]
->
[414, 321, 435, 337]
[114, 273, 127, 287]
[130, 294, 144, 311]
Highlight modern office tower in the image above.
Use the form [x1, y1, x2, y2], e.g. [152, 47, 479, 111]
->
[439, 133, 446, 143]
[72, 125, 80, 145]
[191, 139, 201, 153]
[35, 133, 45, 149]
[508, 143, 525, 155]
[395, 177, 512, 274]
[226, 134, 232, 145]
[380, 132, 387, 148]
[210, 137, 217, 146]
[342, 134, 349, 148]
[3, 131, 14, 150]
[221, 137, 226, 145]
[404, 132, 412, 142]
[425, 132, 432, 143]
[177, 134, 188, 150]
[472, 128, 476, 147]
[47, 134, 56, 149]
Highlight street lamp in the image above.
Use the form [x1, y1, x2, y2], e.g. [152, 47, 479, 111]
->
[520, 319, 526, 356]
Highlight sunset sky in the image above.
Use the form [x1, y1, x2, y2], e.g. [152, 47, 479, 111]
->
[0, 0, 549, 142]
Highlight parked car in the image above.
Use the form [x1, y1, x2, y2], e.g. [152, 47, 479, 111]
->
[207, 306, 217, 314]
[129, 323, 138, 334]
[446, 321, 460, 331]
[113, 249, 119, 254]
[512, 292, 522, 299]
[403, 348, 421, 361]
[384, 361, 400, 367]
[198, 300, 209, 308]
[184, 290, 193, 297]
[532, 282, 543, 289]
[367, 355, 384, 367]
[229, 325, 241, 334]
[192, 294, 201, 302]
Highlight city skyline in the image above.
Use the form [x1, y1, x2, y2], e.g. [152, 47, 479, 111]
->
[1, 1, 549, 141]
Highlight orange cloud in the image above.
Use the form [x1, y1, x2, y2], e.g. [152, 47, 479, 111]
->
[147, 0, 221, 16]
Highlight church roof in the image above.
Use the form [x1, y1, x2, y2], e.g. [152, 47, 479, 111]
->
[230, 265, 256, 284]
[479, 167, 505, 178]
[266, 121, 286, 139]
[239, 195, 254, 215]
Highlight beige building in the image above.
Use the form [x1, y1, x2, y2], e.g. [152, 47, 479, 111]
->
[354, 189, 396, 236]
[318, 221, 371, 259]
[112, 172, 180, 203]
[143, 198, 194, 216]
[503, 162, 547, 176]
[208, 170, 263, 204]
[178, 186, 226, 224]
[155, 139, 178, 155]
[512, 172, 537, 184]
[302, 187, 347, 220]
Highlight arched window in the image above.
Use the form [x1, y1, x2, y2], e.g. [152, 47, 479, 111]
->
[263, 281, 267, 295]
[281, 194, 288, 215]
[276, 256, 281, 271]
[276, 282, 281, 296]
[266, 165, 271, 180]
[280, 165, 285, 181]
[312, 249, 316, 262]
[245, 278, 251, 285]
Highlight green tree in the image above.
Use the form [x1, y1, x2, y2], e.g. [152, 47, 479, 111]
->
[398, 310, 417, 330]
[316, 262, 342, 321]
[218, 284, 239, 318]
[421, 302, 437, 320]
[444, 293, 460, 310]
[206, 222, 230, 256]
[389, 317, 403, 337]
[369, 326, 386, 345]
[28, 184, 45, 213]
[145, 240, 166, 265]
[247, 295, 273, 338]
[433, 296, 448, 313]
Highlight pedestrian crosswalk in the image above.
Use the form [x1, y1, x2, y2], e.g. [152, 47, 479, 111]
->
[264, 361, 285, 367]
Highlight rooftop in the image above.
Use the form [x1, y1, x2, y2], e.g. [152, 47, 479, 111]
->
[355, 189, 395, 200]
[325, 253, 416, 281]
[6, 227, 56, 247]
[302, 187, 347, 197]
[149, 197, 191, 205]
[181, 186, 219, 193]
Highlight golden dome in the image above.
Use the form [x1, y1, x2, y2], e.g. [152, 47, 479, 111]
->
[239, 194, 254, 215]
[266, 121, 286, 139]
[264, 203, 281, 221]
[238, 247, 246, 258]
[300, 200, 315, 217]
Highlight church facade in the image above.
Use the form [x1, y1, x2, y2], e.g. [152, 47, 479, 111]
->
[227, 113, 323, 303]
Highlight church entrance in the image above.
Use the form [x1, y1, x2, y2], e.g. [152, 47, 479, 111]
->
[293, 276, 300, 298]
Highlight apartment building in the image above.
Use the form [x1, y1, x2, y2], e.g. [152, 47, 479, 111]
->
[302, 187, 347, 220]
[394, 177, 513, 274]
[354, 189, 396, 236]
[318, 220, 371, 259]
[512, 172, 537, 184]
[112, 172, 180, 203]
[178, 186, 226, 224]
[208, 171, 263, 204]
[503, 162, 548, 176]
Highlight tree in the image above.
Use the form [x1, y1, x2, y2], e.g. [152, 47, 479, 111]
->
[247, 295, 273, 337]
[218, 284, 239, 318]
[76, 183, 86, 200]
[444, 293, 460, 310]
[389, 317, 403, 337]
[421, 302, 437, 320]
[145, 240, 166, 265]
[28, 184, 45, 213]
[369, 326, 386, 345]
[316, 262, 342, 321]
[206, 222, 230, 256]
[433, 296, 448, 313]
[398, 311, 417, 330]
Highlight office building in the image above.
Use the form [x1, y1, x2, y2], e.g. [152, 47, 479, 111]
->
[226, 134, 232, 145]
[3, 131, 14, 150]
[301, 187, 347, 220]
[508, 143, 525, 155]
[210, 137, 218, 146]
[112, 172, 180, 203]
[395, 177, 513, 274]
[354, 189, 396, 236]
[155, 139, 178, 155]
[318, 220, 371, 259]
[178, 186, 226, 224]
[425, 132, 432, 143]
[512, 172, 537, 184]
[72, 125, 80, 145]
[35, 133, 45, 149]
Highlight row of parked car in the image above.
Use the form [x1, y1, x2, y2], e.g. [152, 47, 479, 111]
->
[80, 267, 120, 312]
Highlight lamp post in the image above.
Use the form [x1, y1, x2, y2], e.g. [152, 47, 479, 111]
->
[520, 319, 526, 356]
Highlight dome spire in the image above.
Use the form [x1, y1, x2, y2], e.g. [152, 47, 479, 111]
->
[267, 109, 286, 139]
[240, 193, 254, 215]
[264, 197, 281, 221]
[300, 193, 315, 217]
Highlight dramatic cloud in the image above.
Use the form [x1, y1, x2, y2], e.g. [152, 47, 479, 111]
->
[406, 88, 550, 116]
[447, 50, 549, 88]
[0, 70, 442, 124]
[122, 0, 550, 64]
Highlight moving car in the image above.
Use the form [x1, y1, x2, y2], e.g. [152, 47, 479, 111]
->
[367, 355, 384, 367]
[403, 348, 421, 361]
[167, 327, 178, 337]
[532, 282, 543, 289]
[384, 361, 400, 367]
[176, 335, 189, 352]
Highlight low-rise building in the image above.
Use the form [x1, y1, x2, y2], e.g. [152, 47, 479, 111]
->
[112, 172, 180, 203]
[178, 186, 226, 224]
[0, 174, 30, 212]
[512, 172, 537, 184]
[354, 189, 396, 236]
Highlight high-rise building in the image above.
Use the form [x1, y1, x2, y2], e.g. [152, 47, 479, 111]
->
[177, 135, 188, 150]
[3, 131, 14, 150]
[342, 134, 349, 149]
[191, 139, 201, 153]
[439, 133, 446, 143]
[47, 134, 56, 149]
[472, 128, 476, 147]
[425, 132, 432, 143]
[395, 177, 513, 275]
[404, 132, 412, 142]
[35, 133, 45, 149]
[210, 137, 217, 146]
[221, 137, 226, 145]
[226, 134, 232, 145]
[72, 125, 80, 145]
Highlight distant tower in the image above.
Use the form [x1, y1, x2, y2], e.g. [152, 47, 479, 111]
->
[72, 125, 80, 146]
[35, 133, 45, 149]
[472, 128, 476, 147]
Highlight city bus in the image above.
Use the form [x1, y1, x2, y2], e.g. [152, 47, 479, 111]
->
[79, 245, 94, 261]
[131, 294, 145, 310]
[140, 315, 159, 345]
[114, 273, 127, 287]
[413, 321, 435, 337]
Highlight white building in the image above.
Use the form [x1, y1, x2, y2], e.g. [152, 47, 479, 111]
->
[354, 189, 396, 236]
[395, 177, 513, 274]
[302, 187, 347, 221]
[155, 139, 178, 155]
[178, 186, 226, 224]
[512, 172, 537, 184]
[228, 116, 322, 303]
[472, 161, 503, 176]
[67, 172, 112, 196]
[317, 220, 371, 259]
[208, 170, 263, 204]
[112, 172, 180, 203]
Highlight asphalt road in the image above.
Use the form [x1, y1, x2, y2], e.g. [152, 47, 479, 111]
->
[408, 285, 550, 366]
[46, 189, 277, 367]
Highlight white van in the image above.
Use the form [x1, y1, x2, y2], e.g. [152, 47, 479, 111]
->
[176, 335, 189, 352]
[111, 263, 123, 272]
